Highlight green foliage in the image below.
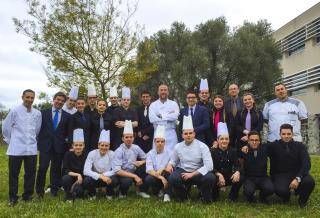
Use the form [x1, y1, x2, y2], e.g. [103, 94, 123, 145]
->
[0, 145, 319, 217]
[14, 0, 142, 99]
[129, 18, 282, 106]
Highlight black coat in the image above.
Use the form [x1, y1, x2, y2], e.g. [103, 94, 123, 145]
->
[89, 111, 112, 151]
[209, 108, 233, 145]
[69, 111, 91, 149]
[135, 105, 154, 153]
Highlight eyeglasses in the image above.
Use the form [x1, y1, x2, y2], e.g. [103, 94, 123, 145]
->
[249, 139, 260, 142]
[186, 97, 196, 99]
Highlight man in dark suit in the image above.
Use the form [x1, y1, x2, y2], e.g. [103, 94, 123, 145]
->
[225, 83, 244, 148]
[178, 90, 210, 143]
[36, 91, 71, 198]
[135, 90, 154, 153]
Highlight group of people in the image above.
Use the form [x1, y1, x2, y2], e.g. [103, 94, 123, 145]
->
[2, 79, 315, 208]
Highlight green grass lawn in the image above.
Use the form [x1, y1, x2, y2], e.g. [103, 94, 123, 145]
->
[0, 145, 319, 218]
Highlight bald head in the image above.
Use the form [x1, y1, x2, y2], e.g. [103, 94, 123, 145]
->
[158, 84, 169, 101]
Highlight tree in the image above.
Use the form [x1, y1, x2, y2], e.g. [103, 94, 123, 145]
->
[14, 0, 142, 99]
[129, 18, 282, 107]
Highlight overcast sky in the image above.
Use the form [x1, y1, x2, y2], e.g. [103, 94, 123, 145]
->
[0, 0, 319, 109]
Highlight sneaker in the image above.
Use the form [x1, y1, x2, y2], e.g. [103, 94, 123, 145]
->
[136, 191, 150, 198]
[45, 188, 51, 194]
[106, 195, 113, 200]
[163, 194, 171, 202]
[119, 194, 127, 198]
[89, 195, 96, 201]
[158, 190, 164, 198]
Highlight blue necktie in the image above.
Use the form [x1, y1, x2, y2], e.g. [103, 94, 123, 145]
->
[190, 107, 194, 117]
[53, 109, 59, 130]
[81, 113, 86, 122]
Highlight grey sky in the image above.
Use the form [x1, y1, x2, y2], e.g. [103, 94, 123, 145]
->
[0, 0, 319, 109]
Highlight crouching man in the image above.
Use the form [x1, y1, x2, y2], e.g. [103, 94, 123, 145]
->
[166, 116, 216, 203]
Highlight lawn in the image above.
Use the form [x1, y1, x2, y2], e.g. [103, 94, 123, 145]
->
[0, 145, 319, 218]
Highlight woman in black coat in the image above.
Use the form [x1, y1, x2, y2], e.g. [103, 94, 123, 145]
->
[209, 95, 232, 147]
[235, 93, 263, 151]
[89, 99, 112, 151]
[69, 97, 91, 151]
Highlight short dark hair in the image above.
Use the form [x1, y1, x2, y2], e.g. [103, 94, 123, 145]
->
[22, 89, 35, 96]
[274, 83, 287, 89]
[53, 92, 67, 101]
[97, 99, 107, 105]
[248, 130, 261, 139]
[280, 123, 293, 132]
[141, 90, 151, 96]
[186, 90, 197, 96]
[76, 96, 86, 101]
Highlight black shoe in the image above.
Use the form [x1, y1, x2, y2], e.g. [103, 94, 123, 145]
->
[259, 197, 269, 204]
[8, 198, 18, 207]
[22, 195, 33, 202]
[37, 193, 44, 200]
[298, 199, 307, 208]
[247, 196, 257, 203]
[51, 191, 58, 197]
[228, 194, 238, 202]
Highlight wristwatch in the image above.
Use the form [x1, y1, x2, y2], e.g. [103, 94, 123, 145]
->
[295, 177, 301, 183]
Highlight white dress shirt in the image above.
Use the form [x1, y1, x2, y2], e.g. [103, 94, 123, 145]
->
[2, 104, 42, 156]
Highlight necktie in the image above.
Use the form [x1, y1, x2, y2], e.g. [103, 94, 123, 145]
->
[232, 98, 237, 117]
[99, 115, 104, 131]
[190, 107, 194, 117]
[144, 106, 148, 117]
[245, 110, 251, 131]
[254, 150, 257, 158]
[53, 109, 59, 130]
[81, 113, 86, 122]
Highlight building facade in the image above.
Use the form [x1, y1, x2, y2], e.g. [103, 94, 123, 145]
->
[273, 2, 320, 153]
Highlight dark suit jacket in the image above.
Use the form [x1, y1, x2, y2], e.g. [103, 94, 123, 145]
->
[69, 111, 91, 148]
[38, 108, 71, 154]
[235, 108, 263, 144]
[178, 105, 210, 143]
[89, 111, 113, 151]
[225, 96, 244, 116]
[135, 105, 154, 153]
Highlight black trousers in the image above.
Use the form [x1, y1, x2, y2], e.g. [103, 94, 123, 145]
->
[243, 177, 274, 200]
[212, 172, 244, 200]
[117, 165, 148, 195]
[36, 150, 64, 195]
[8, 155, 37, 200]
[169, 168, 217, 203]
[273, 173, 315, 204]
[145, 172, 172, 195]
[83, 176, 119, 197]
[62, 175, 84, 200]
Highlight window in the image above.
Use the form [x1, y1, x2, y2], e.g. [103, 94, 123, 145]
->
[290, 88, 307, 96]
[288, 43, 305, 56]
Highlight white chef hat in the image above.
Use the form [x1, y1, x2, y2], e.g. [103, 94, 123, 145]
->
[69, 86, 79, 100]
[98, 129, 110, 143]
[110, 86, 118, 97]
[123, 120, 133, 134]
[182, 115, 194, 131]
[88, 84, 96, 96]
[217, 122, 229, 137]
[154, 125, 166, 139]
[73, 128, 84, 143]
[122, 87, 131, 99]
[200, 78, 209, 91]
